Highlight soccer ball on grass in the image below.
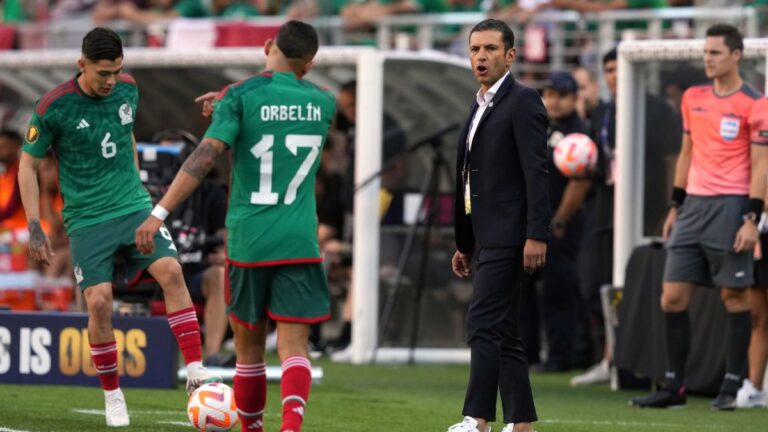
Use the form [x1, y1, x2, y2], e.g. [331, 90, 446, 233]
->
[187, 382, 239, 431]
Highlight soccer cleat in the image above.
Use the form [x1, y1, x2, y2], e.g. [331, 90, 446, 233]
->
[447, 416, 491, 432]
[629, 389, 686, 408]
[104, 388, 130, 427]
[569, 359, 610, 386]
[186, 362, 223, 395]
[330, 345, 354, 363]
[711, 392, 738, 411]
[736, 379, 768, 408]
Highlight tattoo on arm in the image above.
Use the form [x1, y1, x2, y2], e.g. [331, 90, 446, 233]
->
[181, 141, 219, 181]
[29, 219, 46, 249]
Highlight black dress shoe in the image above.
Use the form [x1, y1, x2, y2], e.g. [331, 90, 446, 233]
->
[710, 392, 737, 411]
[629, 389, 686, 408]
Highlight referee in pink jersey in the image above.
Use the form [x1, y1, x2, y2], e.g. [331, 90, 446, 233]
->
[631, 24, 768, 410]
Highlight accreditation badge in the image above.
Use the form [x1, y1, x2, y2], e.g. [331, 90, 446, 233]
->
[464, 176, 472, 215]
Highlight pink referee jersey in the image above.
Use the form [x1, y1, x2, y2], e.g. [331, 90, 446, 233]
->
[682, 83, 762, 196]
[750, 97, 768, 146]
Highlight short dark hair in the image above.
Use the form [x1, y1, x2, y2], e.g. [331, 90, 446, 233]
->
[603, 48, 618, 66]
[340, 80, 356, 94]
[706, 24, 744, 53]
[0, 129, 21, 144]
[469, 19, 515, 51]
[82, 27, 123, 62]
[276, 20, 319, 60]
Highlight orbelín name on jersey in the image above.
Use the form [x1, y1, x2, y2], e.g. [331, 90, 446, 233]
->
[259, 104, 323, 122]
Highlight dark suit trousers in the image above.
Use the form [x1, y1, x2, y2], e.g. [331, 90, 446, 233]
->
[520, 223, 582, 368]
[463, 245, 538, 424]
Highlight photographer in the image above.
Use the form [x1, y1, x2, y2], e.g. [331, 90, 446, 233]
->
[152, 130, 230, 366]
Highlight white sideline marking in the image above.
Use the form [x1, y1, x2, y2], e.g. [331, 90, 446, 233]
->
[156, 421, 193, 427]
[0, 427, 33, 432]
[71, 408, 186, 416]
[540, 419, 720, 429]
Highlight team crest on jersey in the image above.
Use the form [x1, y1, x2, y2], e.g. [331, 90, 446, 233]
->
[720, 117, 740, 141]
[119, 103, 133, 125]
[26, 125, 39, 144]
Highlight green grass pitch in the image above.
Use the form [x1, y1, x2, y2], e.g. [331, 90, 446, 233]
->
[1, 356, 766, 431]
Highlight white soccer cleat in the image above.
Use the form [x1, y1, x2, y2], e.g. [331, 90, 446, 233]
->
[104, 389, 130, 427]
[736, 379, 768, 408]
[186, 361, 222, 395]
[447, 416, 491, 432]
[330, 345, 354, 363]
[570, 359, 610, 387]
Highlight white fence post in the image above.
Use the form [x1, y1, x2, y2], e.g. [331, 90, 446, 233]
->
[351, 49, 384, 364]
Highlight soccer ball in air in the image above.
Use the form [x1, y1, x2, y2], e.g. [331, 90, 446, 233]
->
[553, 133, 598, 178]
[187, 382, 239, 431]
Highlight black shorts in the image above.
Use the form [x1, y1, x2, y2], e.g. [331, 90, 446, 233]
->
[664, 195, 753, 288]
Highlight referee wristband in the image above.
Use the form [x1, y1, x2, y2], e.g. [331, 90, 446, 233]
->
[151, 205, 170, 221]
[669, 187, 687, 208]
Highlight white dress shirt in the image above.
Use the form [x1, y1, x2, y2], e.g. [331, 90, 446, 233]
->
[467, 71, 509, 151]
[464, 72, 509, 215]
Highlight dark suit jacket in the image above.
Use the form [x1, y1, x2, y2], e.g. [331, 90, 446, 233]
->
[454, 74, 551, 254]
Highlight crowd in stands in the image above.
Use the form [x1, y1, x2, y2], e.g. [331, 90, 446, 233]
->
[0, 0, 764, 28]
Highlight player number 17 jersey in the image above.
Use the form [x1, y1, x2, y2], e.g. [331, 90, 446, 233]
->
[204, 71, 336, 266]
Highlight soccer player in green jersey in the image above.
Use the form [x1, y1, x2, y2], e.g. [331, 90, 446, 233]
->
[17, 27, 218, 428]
[136, 21, 335, 432]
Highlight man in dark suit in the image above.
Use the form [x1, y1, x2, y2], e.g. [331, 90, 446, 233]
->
[448, 19, 550, 432]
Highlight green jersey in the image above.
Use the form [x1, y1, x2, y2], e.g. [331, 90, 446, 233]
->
[22, 75, 150, 235]
[204, 71, 336, 266]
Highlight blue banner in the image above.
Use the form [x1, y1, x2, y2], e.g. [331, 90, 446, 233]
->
[0, 311, 177, 388]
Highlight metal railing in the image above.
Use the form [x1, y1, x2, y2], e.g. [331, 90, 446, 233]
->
[9, 6, 763, 91]
[14, 7, 761, 48]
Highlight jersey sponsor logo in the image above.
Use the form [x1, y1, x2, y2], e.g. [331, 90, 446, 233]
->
[26, 125, 39, 144]
[119, 103, 133, 125]
[720, 117, 741, 141]
[76, 119, 90, 130]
